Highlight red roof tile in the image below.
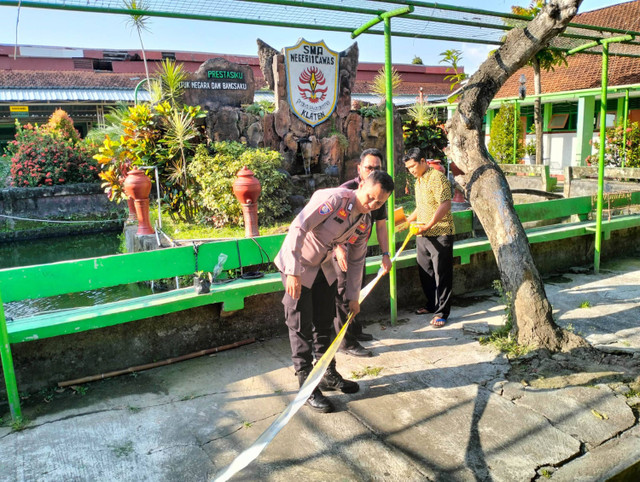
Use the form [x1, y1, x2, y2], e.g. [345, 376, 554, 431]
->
[495, 1, 640, 99]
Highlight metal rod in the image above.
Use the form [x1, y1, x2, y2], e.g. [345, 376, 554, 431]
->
[58, 338, 256, 387]
[0, 292, 22, 423]
[513, 100, 519, 164]
[622, 89, 630, 168]
[353, 6, 411, 325]
[594, 42, 609, 273]
[384, 16, 398, 327]
[134, 78, 149, 105]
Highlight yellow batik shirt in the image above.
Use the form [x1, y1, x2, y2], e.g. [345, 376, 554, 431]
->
[415, 168, 455, 236]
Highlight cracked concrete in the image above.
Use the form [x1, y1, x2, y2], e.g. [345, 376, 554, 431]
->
[1, 257, 640, 481]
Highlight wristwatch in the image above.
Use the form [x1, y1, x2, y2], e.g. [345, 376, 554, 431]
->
[382, 252, 390, 257]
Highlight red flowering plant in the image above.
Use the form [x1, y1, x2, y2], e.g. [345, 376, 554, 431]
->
[2, 117, 100, 188]
[586, 121, 640, 168]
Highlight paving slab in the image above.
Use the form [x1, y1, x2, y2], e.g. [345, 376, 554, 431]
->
[1, 257, 640, 481]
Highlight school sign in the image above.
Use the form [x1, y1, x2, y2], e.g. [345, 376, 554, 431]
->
[285, 39, 339, 127]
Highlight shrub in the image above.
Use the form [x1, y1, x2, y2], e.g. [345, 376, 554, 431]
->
[402, 117, 448, 160]
[488, 103, 525, 164]
[3, 120, 99, 188]
[587, 121, 640, 168]
[189, 142, 292, 227]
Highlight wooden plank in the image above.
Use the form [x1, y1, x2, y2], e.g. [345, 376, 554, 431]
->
[0, 247, 195, 303]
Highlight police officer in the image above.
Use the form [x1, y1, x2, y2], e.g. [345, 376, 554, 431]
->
[333, 148, 392, 357]
[275, 170, 394, 413]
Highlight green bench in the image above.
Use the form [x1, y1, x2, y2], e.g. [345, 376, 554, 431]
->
[4, 192, 640, 422]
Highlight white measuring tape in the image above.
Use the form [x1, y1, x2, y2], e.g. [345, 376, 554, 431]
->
[213, 228, 417, 481]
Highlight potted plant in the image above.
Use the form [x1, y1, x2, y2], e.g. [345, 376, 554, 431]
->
[525, 140, 537, 164]
[194, 270, 212, 294]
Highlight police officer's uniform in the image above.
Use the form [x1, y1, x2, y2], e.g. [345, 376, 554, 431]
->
[275, 187, 371, 373]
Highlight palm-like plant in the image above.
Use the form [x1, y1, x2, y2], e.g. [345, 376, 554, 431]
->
[124, 0, 152, 85]
[372, 66, 402, 105]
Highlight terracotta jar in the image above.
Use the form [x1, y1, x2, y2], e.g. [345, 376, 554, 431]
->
[232, 166, 261, 237]
[123, 168, 154, 235]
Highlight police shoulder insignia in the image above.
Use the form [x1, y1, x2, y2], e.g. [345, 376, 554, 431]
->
[318, 202, 333, 215]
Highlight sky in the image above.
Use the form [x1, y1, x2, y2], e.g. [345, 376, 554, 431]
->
[0, 0, 616, 75]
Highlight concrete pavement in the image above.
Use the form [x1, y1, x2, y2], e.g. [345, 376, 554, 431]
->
[1, 257, 639, 481]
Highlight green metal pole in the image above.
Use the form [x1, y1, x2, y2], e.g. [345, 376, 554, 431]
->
[0, 292, 22, 423]
[622, 89, 630, 168]
[352, 6, 412, 326]
[594, 42, 609, 273]
[134, 78, 149, 105]
[513, 100, 519, 163]
[383, 16, 398, 326]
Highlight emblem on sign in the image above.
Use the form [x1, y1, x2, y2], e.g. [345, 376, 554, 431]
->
[285, 39, 339, 127]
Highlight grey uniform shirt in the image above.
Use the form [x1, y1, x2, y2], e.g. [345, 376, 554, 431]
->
[275, 187, 372, 301]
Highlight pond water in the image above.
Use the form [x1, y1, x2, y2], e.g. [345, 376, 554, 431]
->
[1, 232, 153, 320]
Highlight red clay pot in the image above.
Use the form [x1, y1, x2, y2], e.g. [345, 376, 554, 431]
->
[232, 166, 261, 238]
[123, 168, 154, 235]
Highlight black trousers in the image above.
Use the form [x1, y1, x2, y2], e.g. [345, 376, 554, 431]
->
[282, 269, 337, 373]
[333, 260, 365, 349]
[416, 235, 454, 319]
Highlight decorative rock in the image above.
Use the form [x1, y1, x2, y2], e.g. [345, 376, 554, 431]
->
[207, 107, 240, 142]
[274, 100, 291, 139]
[262, 114, 278, 151]
[283, 132, 298, 152]
[256, 39, 278, 90]
[182, 58, 254, 110]
[345, 112, 363, 158]
[320, 136, 342, 174]
[337, 43, 359, 118]
[274, 54, 286, 101]
[246, 121, 263, 148]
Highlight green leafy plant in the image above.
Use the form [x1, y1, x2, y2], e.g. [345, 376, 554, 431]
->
[406, 102, 436, 127]
[402, 117, 448, 160]
[189, 142, 293, 227]
[358, 104, 383, 118]
[124, 0, 152, 84]
[587, 121, 640, 168]
[579, 300, 591, 308]
[109, 440, 134, 457]
[488, 103, 525, 164]
[439, 49, 469, 101]
[411, 55, 423, 65]
[478, 280, 529, 357]
[244, 100, 275, 117]
[351, 366, 383, 379]
[525, 140, 537, 157]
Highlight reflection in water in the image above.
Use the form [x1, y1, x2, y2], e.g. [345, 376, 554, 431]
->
[2, 232, 153, 320]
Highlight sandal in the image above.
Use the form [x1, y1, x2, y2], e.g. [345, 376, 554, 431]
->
[415, 307, 430, 315]
[431, 317, 446, 328]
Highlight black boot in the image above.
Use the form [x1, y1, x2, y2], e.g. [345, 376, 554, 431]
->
[319, 365, 359, 394]
[296, 369, 334, 413]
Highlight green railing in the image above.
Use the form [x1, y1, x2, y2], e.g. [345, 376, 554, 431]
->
[3, 192, 640, 422]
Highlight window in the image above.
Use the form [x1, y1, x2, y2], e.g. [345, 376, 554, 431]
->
[549, 113, 569, 130]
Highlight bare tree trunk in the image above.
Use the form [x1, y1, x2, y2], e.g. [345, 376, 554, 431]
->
[532, 58, 544, 166]
[448, 0, 586, 351]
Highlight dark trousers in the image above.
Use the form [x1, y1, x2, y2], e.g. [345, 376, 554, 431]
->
[282, 269, 337, 373]
[333, 262, 365, 350]
[416, 235, 454, 319]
